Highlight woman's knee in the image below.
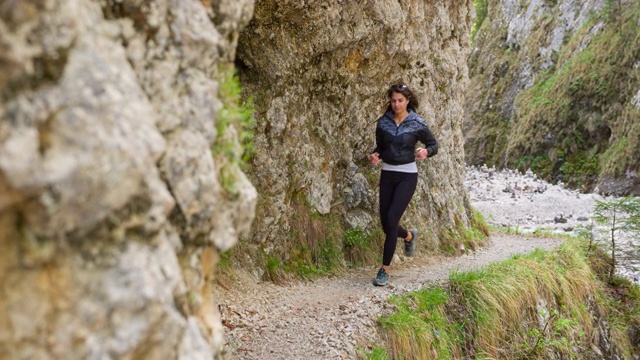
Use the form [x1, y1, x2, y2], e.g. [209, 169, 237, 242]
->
[383, 215, 400, 232]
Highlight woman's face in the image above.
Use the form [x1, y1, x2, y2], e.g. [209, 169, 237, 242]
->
[390, 92, 409, 114]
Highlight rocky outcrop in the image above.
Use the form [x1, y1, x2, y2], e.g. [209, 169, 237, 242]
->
[464, 0, 640, 195]
[237, 0, 478, 263]
[0, 1, 255, 359]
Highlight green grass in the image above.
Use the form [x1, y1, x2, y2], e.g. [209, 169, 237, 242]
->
[359, 345, 389, 360]
[219, 197, 489, 287]
[376, 239, 640, 359]
[439, 209, 489, 255]
[379, 287, 464, 359]
[213, 64, 256, 196]
[471, 0, 488, 43]
[343, 227, 384, 268]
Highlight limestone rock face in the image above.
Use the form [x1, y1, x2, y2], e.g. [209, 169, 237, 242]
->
[237, 1, 476, 255]
[1, 0, 478, 356]
[0, 0, 256, 359]
[465, 0, 640, 195]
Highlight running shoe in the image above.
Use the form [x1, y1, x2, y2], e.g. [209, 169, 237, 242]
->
[404, 229, 418, 256]
[372, 268, 389, 286]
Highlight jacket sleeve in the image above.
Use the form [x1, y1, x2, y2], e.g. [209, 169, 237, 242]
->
[419, 125, 438, 157]
[373, 124, 383, 155]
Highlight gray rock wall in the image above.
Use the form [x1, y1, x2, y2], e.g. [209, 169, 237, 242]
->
[0, 0, 255, 359]
[1, 0, 479, 357]
[237, 0, 477, 257]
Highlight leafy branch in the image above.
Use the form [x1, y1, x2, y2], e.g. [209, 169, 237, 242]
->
[592, 196, 640, 279]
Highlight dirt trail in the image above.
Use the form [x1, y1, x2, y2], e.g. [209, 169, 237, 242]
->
[217, 233, 563, 359]
[216, 166, 610, 359]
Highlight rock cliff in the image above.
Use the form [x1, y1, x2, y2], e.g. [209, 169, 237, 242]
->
[465, 0, 640, 195]
[1, 0, 479, 357]
[1, 1, 255, 358]
[237, 0, 478, 269]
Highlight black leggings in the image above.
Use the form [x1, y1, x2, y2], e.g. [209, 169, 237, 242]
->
[379, 170, 418, 266]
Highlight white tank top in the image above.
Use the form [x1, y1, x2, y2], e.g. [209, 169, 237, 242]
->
[382, 161, 418, 173]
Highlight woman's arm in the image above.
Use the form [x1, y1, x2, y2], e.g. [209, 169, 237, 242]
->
[370, 126, 383, 165]
[419, 125, 438, 158]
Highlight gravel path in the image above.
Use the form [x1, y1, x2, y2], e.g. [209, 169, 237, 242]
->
[215, 166, 601, 359]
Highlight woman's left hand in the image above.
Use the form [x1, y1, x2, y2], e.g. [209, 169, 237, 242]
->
[415, 147, 428, 160]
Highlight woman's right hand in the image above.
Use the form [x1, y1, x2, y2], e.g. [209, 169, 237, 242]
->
[369, 152, 381, 166]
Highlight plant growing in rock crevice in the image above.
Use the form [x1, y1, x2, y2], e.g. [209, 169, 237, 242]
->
[213, 65, 256, 196]
[343, 227, 384, 267]
[471, 0, 488, 43]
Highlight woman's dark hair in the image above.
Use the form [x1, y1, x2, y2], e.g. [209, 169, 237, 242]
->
[385, 83, 419, 113]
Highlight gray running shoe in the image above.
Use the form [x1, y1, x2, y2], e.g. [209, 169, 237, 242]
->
[372, 268, 389, 286]
[404, 229, 418, 256]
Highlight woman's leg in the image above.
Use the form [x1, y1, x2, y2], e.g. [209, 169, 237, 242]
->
[379, 171, 418, 266]
[379, 171, 395, 239]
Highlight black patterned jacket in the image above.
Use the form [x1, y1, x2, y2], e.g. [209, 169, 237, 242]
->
[373, 110, 438, 165]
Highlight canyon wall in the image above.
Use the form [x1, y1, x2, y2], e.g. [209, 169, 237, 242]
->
[237, 0, 478, 268]
[465, 0, 640, 195]
[0, 1, 256, 358]
[1, 0, 480, 357]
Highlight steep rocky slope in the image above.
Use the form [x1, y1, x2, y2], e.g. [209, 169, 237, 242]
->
[464, 0, 640, 195]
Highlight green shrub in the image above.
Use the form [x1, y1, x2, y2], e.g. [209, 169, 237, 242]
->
[593, 196, 640, 279]
[343, 227, 381, 267]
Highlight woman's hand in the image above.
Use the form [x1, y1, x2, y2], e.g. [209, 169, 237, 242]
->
[369, 152, 381, 166]
[415, 147, 428, 160]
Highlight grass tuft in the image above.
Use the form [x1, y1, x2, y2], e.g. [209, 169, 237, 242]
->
[379, 287, 463, 359]
[213, 64, 256, 196]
